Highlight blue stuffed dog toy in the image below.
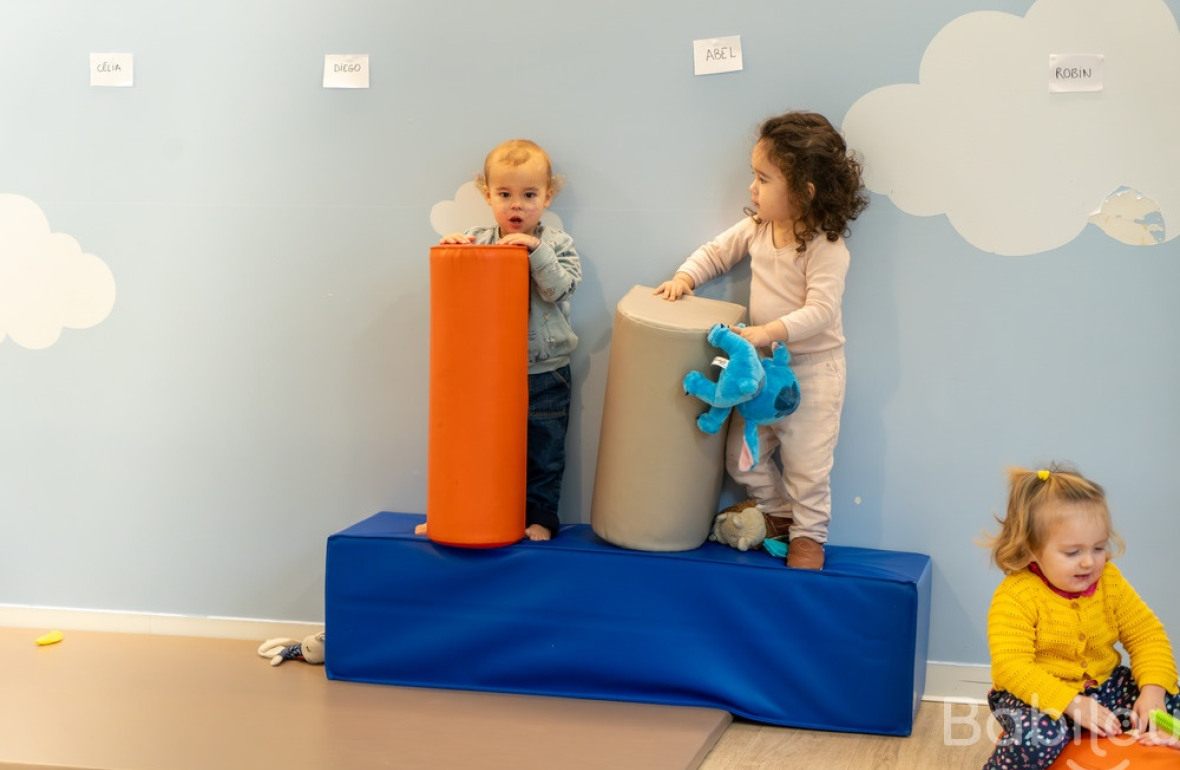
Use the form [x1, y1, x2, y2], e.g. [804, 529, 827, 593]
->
[683, 323, 801, 471]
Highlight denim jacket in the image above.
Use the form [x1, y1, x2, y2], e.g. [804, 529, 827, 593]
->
[465, 224, 581, 374]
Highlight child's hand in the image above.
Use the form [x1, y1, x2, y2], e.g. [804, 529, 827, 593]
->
[735, 324, 774, 350]
[439, 233, 475, 244]
[1139, 729, 1180, 748]
[1065, 694, 1122, 736]
[735, 321, 787, 350]
[653, 273, 695, 301]
[1131, 685, 1167, 732]
[497, 232, 541, 251]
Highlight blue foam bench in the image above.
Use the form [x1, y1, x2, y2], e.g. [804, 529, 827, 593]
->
[325, 512, 931, 736]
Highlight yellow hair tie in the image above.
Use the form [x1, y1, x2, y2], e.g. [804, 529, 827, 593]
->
[1036, 469, 1051, 481]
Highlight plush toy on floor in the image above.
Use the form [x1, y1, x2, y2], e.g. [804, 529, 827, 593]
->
[684, 323, 800, 472]
[258, 632, 325, 666]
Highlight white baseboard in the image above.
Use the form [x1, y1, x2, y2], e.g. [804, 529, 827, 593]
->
[923, 661, 991, 704]
[0, 603, 321, 642]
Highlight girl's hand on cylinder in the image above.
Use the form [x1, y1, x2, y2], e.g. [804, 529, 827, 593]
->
[1131, 685, 1167, 733]
[1065, 695, 1122, 736]
[653, 273, 695, 301]
[440, 233, 475, 244]
[497, 233, 541, 251]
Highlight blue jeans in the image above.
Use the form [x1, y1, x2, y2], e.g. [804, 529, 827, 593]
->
[526, 366, 571, 536]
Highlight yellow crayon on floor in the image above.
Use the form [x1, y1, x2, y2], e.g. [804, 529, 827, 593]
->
[35, 630, 63, 646]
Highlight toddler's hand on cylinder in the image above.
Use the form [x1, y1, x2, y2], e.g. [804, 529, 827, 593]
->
[497, 232, 541, 250]
[439, 233, 475, 244]
[653, 274, 694, 301]
[1066, 695, 1121, 736]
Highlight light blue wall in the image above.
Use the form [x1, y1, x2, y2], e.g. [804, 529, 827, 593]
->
[2, 1, 1177, 666]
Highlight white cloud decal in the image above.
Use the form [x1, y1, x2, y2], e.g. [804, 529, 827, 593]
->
[0, 194, 116, 350]
[843, 0, 1179, 256]
[430, 181, 563, 237]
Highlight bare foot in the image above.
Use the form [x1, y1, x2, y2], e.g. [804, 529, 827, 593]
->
[524, 524, 552, 541]
[414, 522, 427, 536]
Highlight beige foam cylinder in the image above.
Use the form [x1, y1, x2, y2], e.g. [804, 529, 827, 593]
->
[591, 285, 747, 551]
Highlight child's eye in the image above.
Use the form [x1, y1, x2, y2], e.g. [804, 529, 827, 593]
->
[1064, 550, 1080, 557]
[525, 192, 537, 199]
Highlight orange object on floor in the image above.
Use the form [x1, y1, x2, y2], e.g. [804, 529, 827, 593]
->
[1054, 733, 1179, 768]
[427, 244, 528, 548]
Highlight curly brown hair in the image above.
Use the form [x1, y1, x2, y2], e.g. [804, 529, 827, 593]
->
[756, 112, 868, 254]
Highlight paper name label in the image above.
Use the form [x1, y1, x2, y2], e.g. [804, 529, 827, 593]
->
[1049, 53, 1103, 93]
[693, 36, 743, 76]
[323, 54, 370, 89]
[90, 53, 134, 87]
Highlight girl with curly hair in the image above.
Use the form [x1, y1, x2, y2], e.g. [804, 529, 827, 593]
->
[655, 110, 868, 570]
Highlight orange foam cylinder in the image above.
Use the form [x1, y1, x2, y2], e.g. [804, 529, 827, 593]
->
[427, 244, 529, 548]
[1055, 734, 1178, 768]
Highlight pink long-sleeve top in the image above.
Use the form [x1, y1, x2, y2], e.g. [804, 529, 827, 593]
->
[675, 217, 850, 356]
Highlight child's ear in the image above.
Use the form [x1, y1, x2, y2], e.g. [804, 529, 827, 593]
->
[806, 181, 816, 201]
[547, 174, 565, 201]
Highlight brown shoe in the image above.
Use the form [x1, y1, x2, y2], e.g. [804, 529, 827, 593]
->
[786, 536, 824, 570]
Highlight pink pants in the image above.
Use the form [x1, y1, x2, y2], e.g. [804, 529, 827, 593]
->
[725, 349, 846, 543]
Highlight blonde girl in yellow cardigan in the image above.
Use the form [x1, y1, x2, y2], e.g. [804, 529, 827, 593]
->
[982, 464, 1179, 769]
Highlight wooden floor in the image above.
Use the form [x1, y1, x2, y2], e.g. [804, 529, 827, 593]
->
[0, 627, 729, 770]
[1, 625, 997, 770]
[701, 702, 995, 769]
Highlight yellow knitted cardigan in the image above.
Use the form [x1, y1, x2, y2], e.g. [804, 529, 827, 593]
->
[987, 561, 1178, 718]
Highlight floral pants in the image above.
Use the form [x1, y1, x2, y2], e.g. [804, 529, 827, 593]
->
[983, 666, 1180, 769]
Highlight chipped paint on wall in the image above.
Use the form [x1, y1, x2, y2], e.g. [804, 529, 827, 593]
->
[1089, 187, 1166, 245]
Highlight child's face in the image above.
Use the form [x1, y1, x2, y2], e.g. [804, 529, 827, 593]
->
[483, 155, 553, 236]
[748, 140, 800, 227]
[1033, 502, 1109, 592]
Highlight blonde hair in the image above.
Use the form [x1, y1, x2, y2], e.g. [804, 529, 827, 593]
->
[476, 138, 564, 196]
[984, 463, 1124, 574]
